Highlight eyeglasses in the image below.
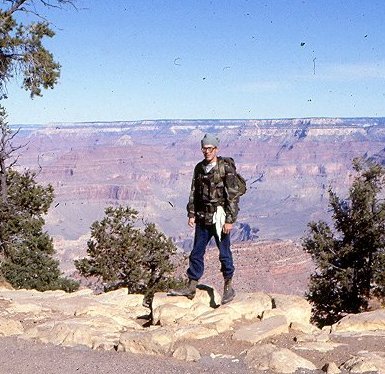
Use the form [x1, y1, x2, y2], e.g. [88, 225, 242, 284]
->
[201, 146, 216, 153]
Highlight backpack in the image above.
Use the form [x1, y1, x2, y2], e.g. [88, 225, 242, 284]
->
[218, 157, 247, 197]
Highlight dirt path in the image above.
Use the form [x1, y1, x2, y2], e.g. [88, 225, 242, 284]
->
[0, 336, 250, 374]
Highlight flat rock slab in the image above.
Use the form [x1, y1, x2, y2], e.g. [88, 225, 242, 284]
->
[293, 341, 346, 353]
[342, 351, 385, 373]
[232, 315, 288, 344]
[333, 309, 385, 333]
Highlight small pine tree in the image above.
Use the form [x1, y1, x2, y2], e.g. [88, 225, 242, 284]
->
[0, 169, 79, 292]
[0, 1, 78, 292]
[303, 158, 385, 326]
[75, 206, 181, 301]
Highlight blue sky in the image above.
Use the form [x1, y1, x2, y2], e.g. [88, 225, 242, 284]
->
[5, 0, 385, 125]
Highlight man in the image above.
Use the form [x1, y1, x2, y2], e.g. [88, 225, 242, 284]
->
[171, 133, 240, 304]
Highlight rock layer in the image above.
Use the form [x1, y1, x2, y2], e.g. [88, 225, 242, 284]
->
[12, 118, 385, 263]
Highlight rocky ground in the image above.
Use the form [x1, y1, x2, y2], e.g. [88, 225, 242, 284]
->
[1, 240, 385, 374]
[1, 321, 385, 374]
[1, 286, 385, 373]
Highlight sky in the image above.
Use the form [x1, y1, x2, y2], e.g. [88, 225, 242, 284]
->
[4, 0, 385, 125]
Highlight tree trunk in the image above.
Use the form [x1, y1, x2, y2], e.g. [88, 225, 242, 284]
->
[0, 151, 7, 203]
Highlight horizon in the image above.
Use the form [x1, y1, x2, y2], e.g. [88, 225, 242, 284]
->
[10, 116, 385, 128]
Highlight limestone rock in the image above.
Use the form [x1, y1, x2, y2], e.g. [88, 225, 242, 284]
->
[293, 341, 346, 353]
[4, 301, 52, 317]
[60, 288, 94, 297]
[294, 332, 330, 343]
[266, 294, 312, 325]
[342, 351, 385, 373]
[294, 330, 331, 343]
[322, 362, 341, 374]
[118, 327, 175, 355]
[219, 291, 272, 321]
[0, 280, 13, 290]
[0, 288, 94, 317]
[194, 310, 235, 333]
[332, 309, 385, 334]
[93, 289, 143, 306]
[1, 288, 148, 322]
[152, 287, 220, 326]
[290, 321, 320, 334]
[174, 325, 219, 340]
[184, 302, 215, 321]
[2, 284, 385, 368]
[23, 315, 138, 350]
[232, 315, 288, 344]
[245, 343, 317, 373]
[152, 304, 192, 326]
[172, 345, 201, 362]
[153, 287, 220, 311]
[0, 317, 24, 336]
[74, 303, 147, 326]
[152, 301, 214, 327]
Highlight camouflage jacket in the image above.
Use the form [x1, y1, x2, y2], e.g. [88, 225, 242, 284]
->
[187, 157, 240, 225]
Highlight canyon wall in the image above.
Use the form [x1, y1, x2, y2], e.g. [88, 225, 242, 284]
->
[12, 118, 385, 272]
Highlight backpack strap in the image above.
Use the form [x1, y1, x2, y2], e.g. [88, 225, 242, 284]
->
[216, 157, 230, 199]
[218, 157, 226, 179]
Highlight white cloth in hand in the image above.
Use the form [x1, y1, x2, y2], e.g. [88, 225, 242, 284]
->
[212, 206, 226, 241]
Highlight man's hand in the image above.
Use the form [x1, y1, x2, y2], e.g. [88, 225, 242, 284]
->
[222, 223, 233, 234]
[188, 217, 195, 227]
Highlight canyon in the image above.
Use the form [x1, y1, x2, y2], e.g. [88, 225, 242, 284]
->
[11, 118, 385, 278]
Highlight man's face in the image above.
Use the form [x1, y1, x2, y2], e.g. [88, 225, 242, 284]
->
[201, 145, 218, 163]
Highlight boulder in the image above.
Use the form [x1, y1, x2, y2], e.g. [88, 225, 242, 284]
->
[294, 330, 331, 343]
[245, 343, 317, 373]
[265, 294, 312, 325]
[194, 310, 235, 333]
[152, 287, 220, 326]
[289, 321, 320, 335]
[118, 327, 175, 355]
[0, 317, 24, 336]
[172, 345, 201, 362]
[342, 351, 385, 373]
[322, 362, 341, 374]
[332, 309, 385, 334]
[219, 291, 272, 321]
[153, 303, 196, 326]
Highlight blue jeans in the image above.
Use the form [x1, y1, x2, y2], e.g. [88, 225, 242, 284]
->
[187, 223, 235, 281]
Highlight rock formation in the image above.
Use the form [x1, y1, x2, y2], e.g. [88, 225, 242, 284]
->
[11, 118, 385, 278]
[1, 283, 385, 373]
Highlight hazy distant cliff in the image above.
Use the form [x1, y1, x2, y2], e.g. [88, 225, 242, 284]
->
[12, 118, 385, 269]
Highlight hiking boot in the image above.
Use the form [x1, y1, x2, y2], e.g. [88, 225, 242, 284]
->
[168, 279, 198, 300]
[142, 294, 153, 309]
[221, 278, 235, 305]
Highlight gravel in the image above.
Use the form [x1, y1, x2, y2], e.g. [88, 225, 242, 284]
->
[0, 336, 251, 374]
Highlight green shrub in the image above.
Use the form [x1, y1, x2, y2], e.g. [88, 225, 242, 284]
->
[75, 206, 181, 301]
[303, 158, 385, 326]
